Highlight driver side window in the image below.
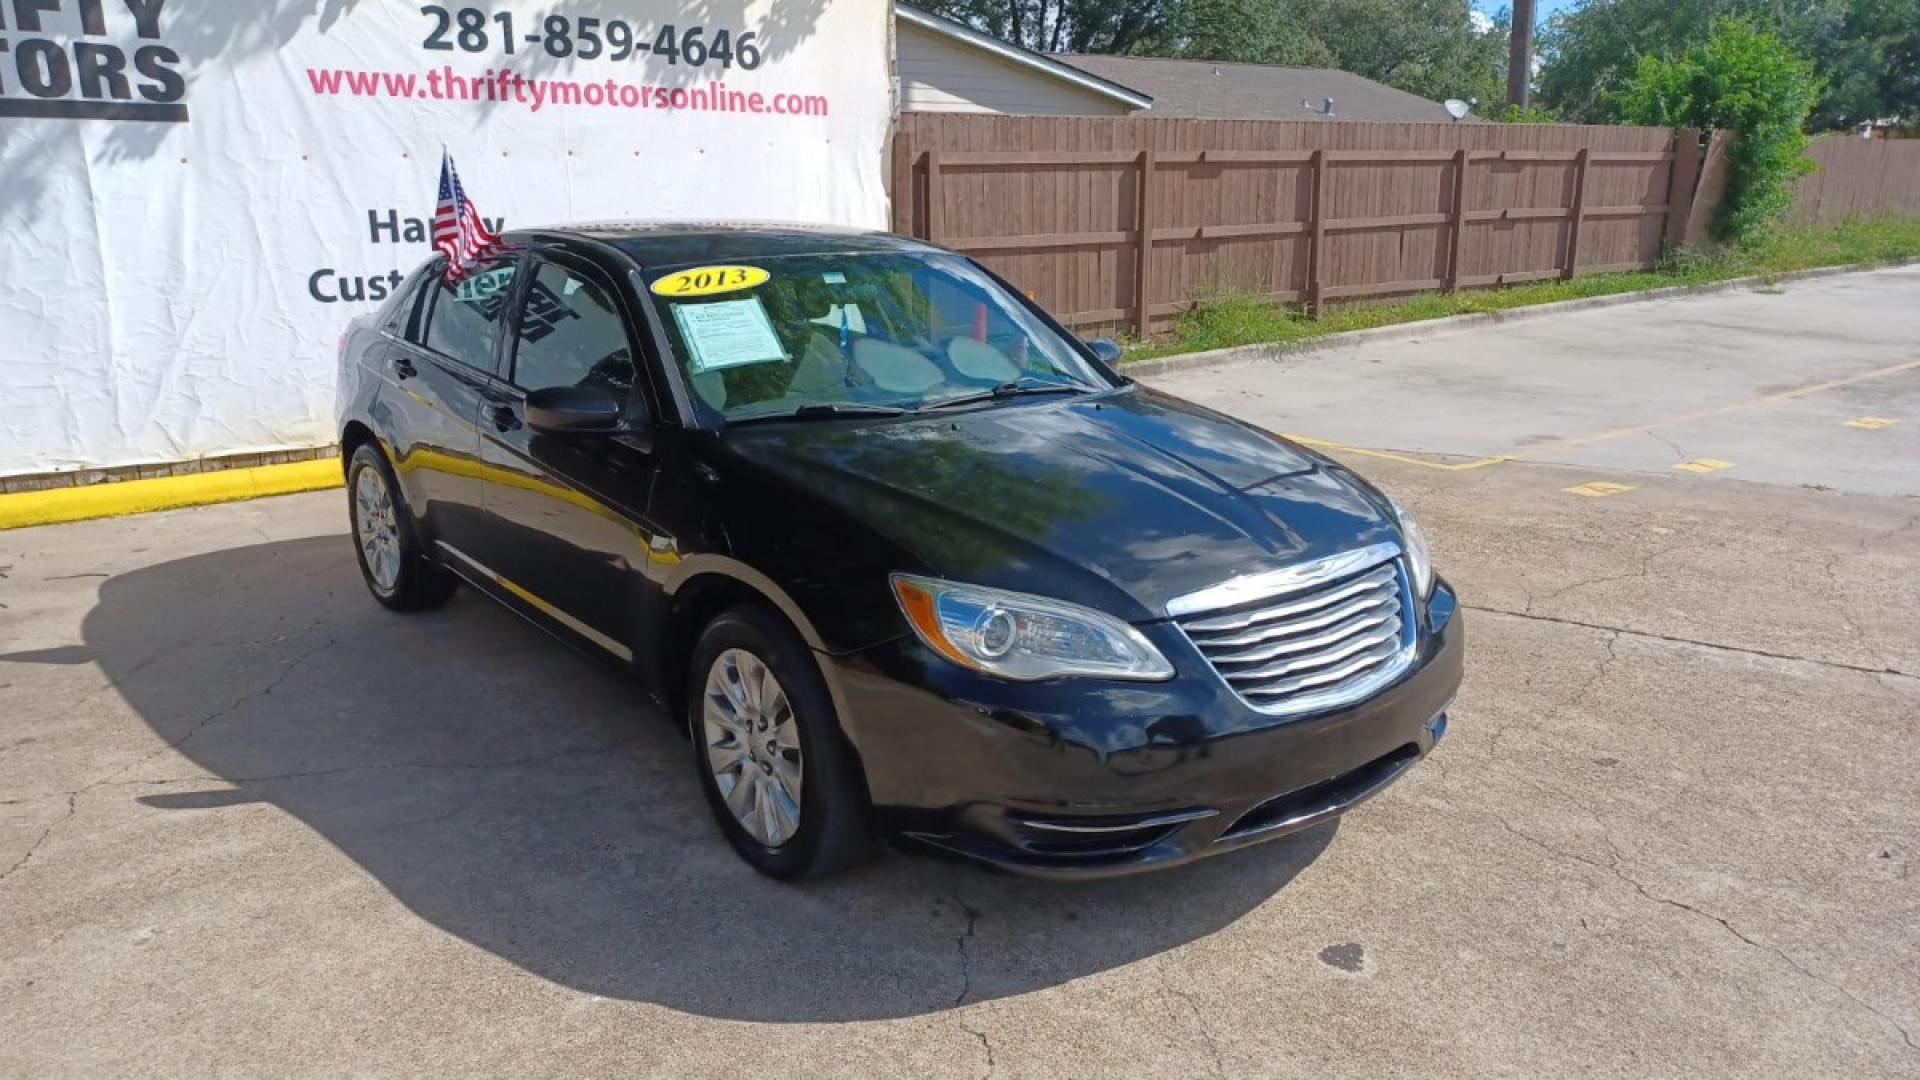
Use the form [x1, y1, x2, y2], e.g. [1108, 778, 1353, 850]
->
[511, 259, 637, 397]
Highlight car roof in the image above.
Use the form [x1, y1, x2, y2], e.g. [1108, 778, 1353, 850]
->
[505, 221, 942, 268]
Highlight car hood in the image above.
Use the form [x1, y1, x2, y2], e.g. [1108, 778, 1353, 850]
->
[714, 387, 1401, 622]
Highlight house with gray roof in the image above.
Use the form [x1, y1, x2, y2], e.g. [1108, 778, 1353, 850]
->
[890, 5, 1460, 123]
[894, 4, 1152, 116]
[1051, 55, 1466, 123]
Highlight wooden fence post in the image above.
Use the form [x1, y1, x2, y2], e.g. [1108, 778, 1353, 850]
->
[1445, 148, 1469, 291]
[1563, 147, 1590, 280]
[890, 133, 913, 235]
[925, 149, 943, 246]
[1308, 149, 1328, 318]
[1135, 147, 1156, 339]
[1664, 128, 1703, 251]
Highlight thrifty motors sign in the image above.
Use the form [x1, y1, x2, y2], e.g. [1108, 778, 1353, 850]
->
[0, 0, 185, 120]
[0, 0, 889, 476]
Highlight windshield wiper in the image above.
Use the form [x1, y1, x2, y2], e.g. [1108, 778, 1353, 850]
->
[729, 402, 912, 425]
[922, 379, 1092, 411]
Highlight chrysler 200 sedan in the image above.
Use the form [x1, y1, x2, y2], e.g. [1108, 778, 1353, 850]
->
[336, 223, 1463, 880]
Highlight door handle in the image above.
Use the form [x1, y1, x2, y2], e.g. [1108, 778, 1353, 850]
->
[489, 405, 522, 432]
[392, 355, 417, 380]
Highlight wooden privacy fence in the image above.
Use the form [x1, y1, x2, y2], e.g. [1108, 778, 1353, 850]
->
[892, 114, 1703, 335]
[1790, 135, 1920, 226]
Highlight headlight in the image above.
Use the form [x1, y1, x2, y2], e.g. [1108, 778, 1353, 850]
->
[890, 574, 1174, 681]
[1390, 498, 1435, 597]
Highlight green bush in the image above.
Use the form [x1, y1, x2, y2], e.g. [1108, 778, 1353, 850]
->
[1488, 104, 1560, 124]
[1613, 20, 1820, 245]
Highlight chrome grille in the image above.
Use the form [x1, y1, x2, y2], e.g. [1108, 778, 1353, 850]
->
[1174, 547, 1415, 717]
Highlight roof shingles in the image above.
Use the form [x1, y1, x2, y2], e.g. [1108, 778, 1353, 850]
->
[1050, 55, 1460, 123]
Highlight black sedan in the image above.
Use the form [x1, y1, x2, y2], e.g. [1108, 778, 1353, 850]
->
[335, 223, 1462, 880]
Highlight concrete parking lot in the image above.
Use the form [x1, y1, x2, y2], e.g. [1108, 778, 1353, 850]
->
[3, 268, 1917, 1077]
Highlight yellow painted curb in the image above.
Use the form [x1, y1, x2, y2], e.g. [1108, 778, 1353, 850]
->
[0, 459, 343, 531]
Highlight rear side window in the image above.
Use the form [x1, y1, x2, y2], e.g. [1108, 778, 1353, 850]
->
[378, 266, 423, 336]
[423, 258, 519, 372]
[395, 268, 435, 342]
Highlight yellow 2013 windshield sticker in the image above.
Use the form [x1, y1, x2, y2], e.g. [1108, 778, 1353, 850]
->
[650, 265, 769, 298]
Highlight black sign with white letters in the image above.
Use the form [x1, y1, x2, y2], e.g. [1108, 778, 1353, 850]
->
[0, 0, 188, 121]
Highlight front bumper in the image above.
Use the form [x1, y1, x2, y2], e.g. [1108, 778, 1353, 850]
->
[824, 579, 1464, 879]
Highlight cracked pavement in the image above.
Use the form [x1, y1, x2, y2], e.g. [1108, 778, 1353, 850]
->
[4, 271, 1919, 1076]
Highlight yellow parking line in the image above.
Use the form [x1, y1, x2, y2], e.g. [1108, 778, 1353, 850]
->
[1279, 358, 1916, 484]
[1282, 435, 1511, 472]
[1564, 481, 1634, 497]
[1511, 358, 1920, 459]
[1671, 458, 1735, 474]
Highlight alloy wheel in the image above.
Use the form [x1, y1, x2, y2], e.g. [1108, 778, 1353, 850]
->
[353, 465, 402, 593]
[703, 648, 805, 847]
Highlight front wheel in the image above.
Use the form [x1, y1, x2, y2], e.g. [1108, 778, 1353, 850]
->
[687, 606, 873, 879]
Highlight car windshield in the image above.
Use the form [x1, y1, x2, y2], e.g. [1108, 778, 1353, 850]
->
[643, 251, 1113, 422]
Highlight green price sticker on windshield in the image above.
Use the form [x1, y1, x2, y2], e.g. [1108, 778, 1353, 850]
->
[650, 265, 769, 298]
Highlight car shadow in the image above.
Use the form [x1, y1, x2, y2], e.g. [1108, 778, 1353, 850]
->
[75, 535, 1331, 1023]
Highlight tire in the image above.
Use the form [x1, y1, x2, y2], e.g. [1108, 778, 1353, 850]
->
[346, 443, 457, 612]
[687, 605, 874, 879]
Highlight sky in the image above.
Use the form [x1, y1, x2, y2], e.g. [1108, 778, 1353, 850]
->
[1473, 0, 1580, 33]
[1530, 0, 1579, 21]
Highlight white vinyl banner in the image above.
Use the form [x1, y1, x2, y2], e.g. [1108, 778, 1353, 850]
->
[0, 0, 891, 476]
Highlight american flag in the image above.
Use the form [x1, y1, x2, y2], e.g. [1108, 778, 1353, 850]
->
[432, 151, 500, 282]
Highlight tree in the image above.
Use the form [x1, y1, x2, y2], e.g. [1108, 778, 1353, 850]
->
[1508, 0, 1537, 107]
[1536, 0, 1919, 129]
[916, 0, 1181, 54]
[1279, 0, 1508, 106]
[1159, 0, 1336, 68]
[1801, 0, 1920, 129]
[1535, 0, 1719, 122]
[1614, 20, 1820, 242]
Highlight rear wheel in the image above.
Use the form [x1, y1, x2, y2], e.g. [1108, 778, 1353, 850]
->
[687, 606, 873, 879]
[346, 444, 456, 612]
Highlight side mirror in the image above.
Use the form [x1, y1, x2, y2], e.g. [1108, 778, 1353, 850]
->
[525, 385, 623, 434]
[1085, 337, 1125, 365]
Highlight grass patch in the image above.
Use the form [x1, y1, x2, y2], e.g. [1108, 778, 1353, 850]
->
[1122, 218, 1920, 363]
